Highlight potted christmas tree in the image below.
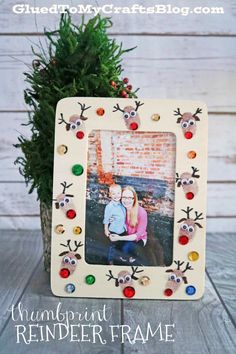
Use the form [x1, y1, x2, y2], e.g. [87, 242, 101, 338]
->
[14, 13, 138, 272]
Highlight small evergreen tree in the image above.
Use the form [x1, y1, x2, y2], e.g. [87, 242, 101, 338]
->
[15, 13, 138, 207]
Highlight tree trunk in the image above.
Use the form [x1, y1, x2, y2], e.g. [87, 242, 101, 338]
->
[40, 202, 52, 272]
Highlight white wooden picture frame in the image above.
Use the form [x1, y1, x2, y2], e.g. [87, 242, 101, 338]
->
[51, 97, 208, 300]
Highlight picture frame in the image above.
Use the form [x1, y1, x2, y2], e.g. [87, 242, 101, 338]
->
[51, 97, 208, 300]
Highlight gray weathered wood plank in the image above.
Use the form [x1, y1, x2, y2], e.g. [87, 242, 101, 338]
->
[3, 112, 236, 182]
[0, 183, 39, 216]
[0, 230, 42, 334]
[0, 0, 235, 35]
[207, 183, 236, 217]
[122, 275, 236, 354]
[0, 261, 122, 353]
[0, 215, 40, 229]
[207, 218, 236, 233]
[0, 230, 235, 353]
[208, 114, 236, 182]
[1, 36, 236, 112]
[206, 233, 236, 324]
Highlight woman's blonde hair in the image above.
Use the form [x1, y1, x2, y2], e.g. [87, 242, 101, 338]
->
[122, 186, 139, 227]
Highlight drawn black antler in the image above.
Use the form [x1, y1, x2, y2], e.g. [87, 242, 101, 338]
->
[106, 270, 119, 287]
[59, 240, 83, 259]
[194, 211, 204, 221]
[74, 241, 84, 252]
[191, 167, 200, 178]
[134, 101, 144, 111]
[182, 207, 193, 219]
[182, 262, 194, 273]
[174, 108, 183, 123]
[193, 108, 202, 119]
[78, 102, 91, 120]
[174, 108, 183, 117]
[113, 103, 125, 113]
[60, 181, 73, 194]
[60, 240, 83, 253]
[58, 113, 70, 130]
[60, 239, 72, 252]
[177, 207, 193, 223]
[174, 260, 185, 270]
[58, 113, 68, 125]
[194, 211, 204, 228]
[131, 266, 144, 280]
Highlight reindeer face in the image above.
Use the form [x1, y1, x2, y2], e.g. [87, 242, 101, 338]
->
[106, 267, 143, 297]
[174, 108, 202, 139]
[178, 207, 204, 244]
[113, 101, 144, 131]
[180, 113, 197, 138]
[176, 167, 200, 200]
[165, 270, 185, 295]
[117, 270, 133, 290]
[164, 261, 193, 297]
[55, 193, 74, 210]
[54, 182, 76, 218]
[59, 240, 83, 278]
[179, 172, 198, 195]
[60, 251, 81, 275]
[179, 219, 196, 241]
[123, 106, 141, 131]
[58, 102, 91, 140]
[68, 114, 84, 133]
[55, 193, 76, 218]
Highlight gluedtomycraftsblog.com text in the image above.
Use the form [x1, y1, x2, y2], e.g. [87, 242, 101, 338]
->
[9, 303, 175, 344]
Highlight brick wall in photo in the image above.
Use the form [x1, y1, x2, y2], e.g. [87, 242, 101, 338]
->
[87, 130, 176, 217]
[88, 130, 176, 182]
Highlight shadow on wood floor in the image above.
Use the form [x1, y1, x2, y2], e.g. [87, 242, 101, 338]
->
[0, 231, 236, 354]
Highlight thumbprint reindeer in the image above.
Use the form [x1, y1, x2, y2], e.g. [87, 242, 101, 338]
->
[59, 240, 83, 278]
[106, 267, 143, 296]
[164, 261, 193, 297]
[176, 166, 200, 200]
[113, 101, 144, 131]
[53, 181, 76, 218]
[58, 102, 91, 139]
[174, 107, 202, 139]
[178, 207, 204, 244]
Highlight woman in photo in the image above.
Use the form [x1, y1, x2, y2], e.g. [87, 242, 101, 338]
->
[109, 186, 148, 264]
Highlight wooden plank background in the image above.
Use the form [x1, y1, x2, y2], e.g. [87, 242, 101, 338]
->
[1, 0, 236, 35]
[0, 0, 235, 231]
[0, 230, 235, 353]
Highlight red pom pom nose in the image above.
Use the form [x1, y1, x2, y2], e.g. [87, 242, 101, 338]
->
[185, 131, 193, 139]
[129, 122, 138, 131]
[186, 192, 194, 200]
[59, 268, 70, 278]
[76, 131, 84, 139]
[123, 286, 135, 298]
[66, 209, 76, 219]
[164, 288, 173, 297]
[179, 235, 189, 245]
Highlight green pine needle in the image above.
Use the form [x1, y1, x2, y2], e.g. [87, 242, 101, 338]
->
[14, 12, 138, 206]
